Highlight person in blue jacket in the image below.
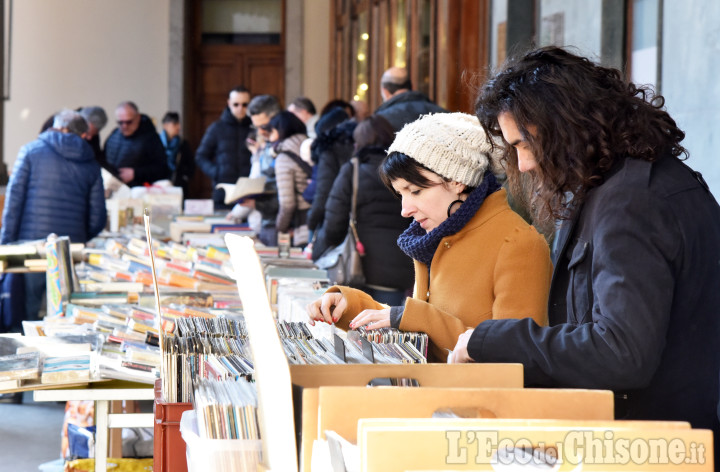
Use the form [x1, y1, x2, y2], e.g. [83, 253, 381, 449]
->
[1, 109, 106, 322]
[453, 46, 720, 458]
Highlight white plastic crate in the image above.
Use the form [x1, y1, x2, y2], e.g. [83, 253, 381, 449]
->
[180, 409, 263, 472]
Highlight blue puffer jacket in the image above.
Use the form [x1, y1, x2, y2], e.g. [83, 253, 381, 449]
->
[1, 131, 106, 244]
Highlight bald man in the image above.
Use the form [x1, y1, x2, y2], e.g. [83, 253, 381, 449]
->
[375, 67, 446, 130]
[104, 101, 169, 186]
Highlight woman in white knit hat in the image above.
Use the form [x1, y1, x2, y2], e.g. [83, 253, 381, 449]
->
[307, 112, 552, 361]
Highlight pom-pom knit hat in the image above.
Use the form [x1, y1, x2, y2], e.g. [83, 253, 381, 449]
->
[387, 112, 503, 187]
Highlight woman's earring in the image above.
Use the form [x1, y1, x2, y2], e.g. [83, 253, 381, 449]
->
[447, 199, 465, 218]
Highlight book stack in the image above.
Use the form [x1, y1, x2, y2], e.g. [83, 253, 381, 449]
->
[0, 240, 83, 273]
[169, 215, 255, 244]
[0, 352, 41, 390]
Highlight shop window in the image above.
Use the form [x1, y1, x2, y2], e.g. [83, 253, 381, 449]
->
[393, 0, 408, 67]
[415, 0, 433, 97]
[201, 0, 282, 45]
[353, 10, 371, 102]
[538, 0, 601, 57]
[629, 0, 660, 90]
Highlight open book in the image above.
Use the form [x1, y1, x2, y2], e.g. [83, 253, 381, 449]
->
[216, 176, 268, 205]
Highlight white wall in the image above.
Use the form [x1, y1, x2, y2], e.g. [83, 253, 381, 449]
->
[3, 0, 170, 169]
[662, 0, 720, 198]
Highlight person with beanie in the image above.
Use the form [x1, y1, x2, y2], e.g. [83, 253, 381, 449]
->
[306, 112, 553, 362]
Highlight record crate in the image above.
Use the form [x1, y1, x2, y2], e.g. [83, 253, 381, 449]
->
[153, 379, 193, 472]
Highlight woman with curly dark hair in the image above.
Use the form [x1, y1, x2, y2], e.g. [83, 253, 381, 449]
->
[453, 46, 720, 453]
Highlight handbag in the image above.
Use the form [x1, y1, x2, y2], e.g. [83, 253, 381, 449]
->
[315, 157, 366, 286]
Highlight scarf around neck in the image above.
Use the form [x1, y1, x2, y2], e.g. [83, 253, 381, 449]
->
[396, 171, 501, 267]
[160, 130, 180, 172]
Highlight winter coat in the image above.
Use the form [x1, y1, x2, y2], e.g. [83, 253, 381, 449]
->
[104, 114, 170, 187]
[1, 130, 106, 244]
[466, 153, 720, 451]
[274, 133, 310, 233]
[319, 146, 414, 290]
[374, 91, 446, 131]
[195, 108, 253, 206]
[307, 120, 356, 244]
[329, 188, 552, 361]
[160, 130, 195, 195]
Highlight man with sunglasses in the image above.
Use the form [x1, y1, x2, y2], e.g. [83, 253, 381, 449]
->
[195, 86, 254, 209]
[104, 101, 169, 187]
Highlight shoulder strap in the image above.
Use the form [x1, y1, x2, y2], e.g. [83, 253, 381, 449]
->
[281, 150, 313, 179]
[350, 157, 359, 222]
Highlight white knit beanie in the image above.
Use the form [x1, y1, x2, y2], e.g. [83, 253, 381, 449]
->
[387, 112, 503, 187]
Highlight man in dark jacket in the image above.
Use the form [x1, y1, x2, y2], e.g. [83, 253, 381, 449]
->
[78, 106, 110, 170]
[455, 46, 720, 459]
[1, 109, 106, 321]
[104, 101, 169, 187]
[160, 112, 195, 198]
[374, 67, 446, 131]
[195, 86, 253, 209]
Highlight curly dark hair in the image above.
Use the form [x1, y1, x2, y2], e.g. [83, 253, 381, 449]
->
[475, 46, 687, 223]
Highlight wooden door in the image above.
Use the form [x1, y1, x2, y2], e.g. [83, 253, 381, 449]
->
[185, 0, 285, 201]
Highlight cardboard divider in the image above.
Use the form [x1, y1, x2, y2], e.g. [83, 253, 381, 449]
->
[294, 363, 523, 472]
[290, 363, 523, 389]
[358, 418, 712, 471]
[317, 387, 615, 443]
[300, 389, 320, 472]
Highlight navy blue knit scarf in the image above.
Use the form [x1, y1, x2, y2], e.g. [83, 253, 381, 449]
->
[397, 171, 501, 267]
[160, 130, 180, 172]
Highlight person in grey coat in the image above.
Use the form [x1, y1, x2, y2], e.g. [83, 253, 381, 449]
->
[455, 46, 720, 458]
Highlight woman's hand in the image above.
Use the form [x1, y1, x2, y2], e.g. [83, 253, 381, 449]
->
[306, 292, 347, 326]
[448, 328, 476, 363]
[349, 308, 391, 330]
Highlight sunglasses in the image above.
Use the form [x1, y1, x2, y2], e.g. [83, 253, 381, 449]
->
[231, 102, 249, 108]
[117, 119, 134, 126]
[258, 124, 273, 132]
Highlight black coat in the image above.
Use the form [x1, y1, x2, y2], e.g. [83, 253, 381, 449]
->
[104, 114, 170, 187]
[307, 120, 356, 236]
[317, 146, 414, 291]
[374, 90, 446, 130]
[467, 153, 720, 454]
[167, 138, 195, 196]
[195, 108, 253, 207]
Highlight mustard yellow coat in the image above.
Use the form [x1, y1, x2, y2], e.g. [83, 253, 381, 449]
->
[328, 189, 552, 361]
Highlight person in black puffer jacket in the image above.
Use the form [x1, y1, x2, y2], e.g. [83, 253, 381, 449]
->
[195, 86, 254, 208]
[307, 109, 357, 259]
[374, 67, 446, 131]
[317, 115, 413, 304]
[104, 101, 169, 187]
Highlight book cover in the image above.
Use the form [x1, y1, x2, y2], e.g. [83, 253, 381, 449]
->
[216, 176, 268, 205]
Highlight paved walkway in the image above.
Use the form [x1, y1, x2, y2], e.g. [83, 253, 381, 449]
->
[0, 391, 65, 472]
